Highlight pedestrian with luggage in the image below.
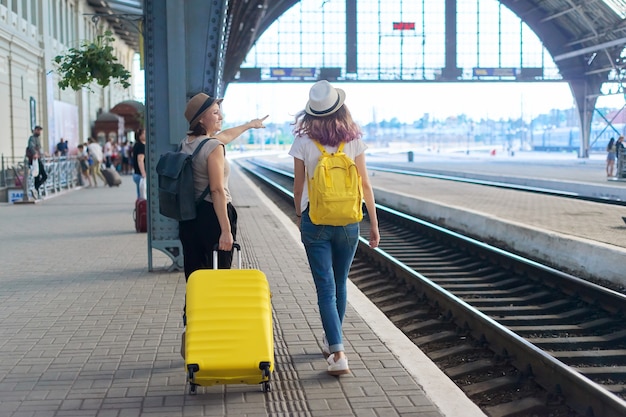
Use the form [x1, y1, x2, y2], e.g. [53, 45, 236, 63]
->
[87, 137, 106, 186]
[288, 80, 380, 376]
[178, 92, 267, 314]
[178, 93, 267, 278]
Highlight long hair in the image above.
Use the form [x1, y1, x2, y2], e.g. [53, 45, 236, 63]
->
[187, 122, 208, 136]
[292, 105, 362, 146]
[608, 137, 615, 152]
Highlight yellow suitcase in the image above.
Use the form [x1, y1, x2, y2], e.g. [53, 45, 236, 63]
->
[184, 245, 274, 394]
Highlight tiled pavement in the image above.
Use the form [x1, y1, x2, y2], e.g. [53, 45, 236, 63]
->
[0, 167, 483, 417]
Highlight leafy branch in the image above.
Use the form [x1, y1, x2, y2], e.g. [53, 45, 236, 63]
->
[53, 31, 131, 91]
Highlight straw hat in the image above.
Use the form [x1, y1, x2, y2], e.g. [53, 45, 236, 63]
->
[305, 80, 345, 117]
[184, 93, 223, 129]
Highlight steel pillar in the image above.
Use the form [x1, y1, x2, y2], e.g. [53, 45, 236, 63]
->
[143, 0, 229, 271]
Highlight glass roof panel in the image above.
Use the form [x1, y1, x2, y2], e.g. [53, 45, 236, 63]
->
[601, 0, 626, 19]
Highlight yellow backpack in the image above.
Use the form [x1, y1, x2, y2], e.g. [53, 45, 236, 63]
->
[308, 140, 363, 226]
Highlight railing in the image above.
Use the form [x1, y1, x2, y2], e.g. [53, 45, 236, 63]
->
[1, 154, 81, 202]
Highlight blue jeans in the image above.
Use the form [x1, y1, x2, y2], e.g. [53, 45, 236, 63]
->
[132, 173, 142, 198]
[300, 208, 359, 354]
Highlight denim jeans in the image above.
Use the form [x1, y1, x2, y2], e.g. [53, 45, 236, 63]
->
[132, 173, 142, 198]
[300, 208, 359, 354]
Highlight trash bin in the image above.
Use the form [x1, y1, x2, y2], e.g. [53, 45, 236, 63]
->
[408, 151, 414, 162]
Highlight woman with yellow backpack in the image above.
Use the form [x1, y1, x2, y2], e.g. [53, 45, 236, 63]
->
[289, 80, 380, 376]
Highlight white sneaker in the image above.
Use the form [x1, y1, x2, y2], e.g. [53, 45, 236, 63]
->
[32, 189, 39, 200]
[321, 333, 330, 358]
[327, 354, 350, 376]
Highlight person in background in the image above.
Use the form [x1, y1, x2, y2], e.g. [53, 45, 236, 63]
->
[179, 94, 267, 276]
[616, 136, 625, 179]
[606, 137, 616, 178]
[121, 140, 131, 174]
[87, 137, 106, 187]
[178, 93, 267, 358]
[26, 125, 48, 199]
[55, 138, 68, 157]
[103, 137, 113, 168]
[132, 128, 146, 199]
[77, 144, 93, 187]
[288, 80, 380, 376]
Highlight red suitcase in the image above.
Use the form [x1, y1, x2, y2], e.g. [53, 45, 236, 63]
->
[134, 198, 147, 232]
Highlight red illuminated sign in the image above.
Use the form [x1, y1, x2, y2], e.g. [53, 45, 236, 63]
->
[393, 22, 415, 31]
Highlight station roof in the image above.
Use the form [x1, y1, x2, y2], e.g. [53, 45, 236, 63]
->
[90, 0, 626, 91]
[85, 0, 143, 51]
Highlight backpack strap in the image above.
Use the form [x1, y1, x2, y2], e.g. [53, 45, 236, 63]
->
[191, 138, 213, 203]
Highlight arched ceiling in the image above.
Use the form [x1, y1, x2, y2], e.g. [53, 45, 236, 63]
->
[85, 0, 143, 50]
[93, 0, 626, 97]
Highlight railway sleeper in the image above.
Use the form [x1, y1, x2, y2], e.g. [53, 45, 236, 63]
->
[573, 365, 626, 379]
[445, 358, 496, 378]
[441, 283, 535, 293]
[412, 329, 459, 345]
[387, 308, 431, 323]
[378, 300, 418, 314]
[526, 329, 626, 349]
[462, 293, 554, 306]
[484, 397, 549, 417]
[552, 349, 626, 365]
[480, 298, 572, 314]
[463, 375, 521, 397]
[400, 318, 444, 333]
[428, 343, 478, 361]
[509, 317, 620, 335]
[495, 308, 593, 325]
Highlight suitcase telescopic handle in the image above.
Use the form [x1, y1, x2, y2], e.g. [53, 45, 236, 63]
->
[212, 243, 242, 269]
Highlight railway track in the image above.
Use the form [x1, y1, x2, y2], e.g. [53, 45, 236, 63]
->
[364, 163, 626, 205]
[238, 158, 626, 417]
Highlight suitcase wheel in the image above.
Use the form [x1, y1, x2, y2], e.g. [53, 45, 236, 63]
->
[259, 362, 272, 392]
[187, 364, 199, 395]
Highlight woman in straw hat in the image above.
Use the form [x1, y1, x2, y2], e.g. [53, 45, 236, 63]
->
[179, 92, 268, 281]
[179, 92, 267, 358]
[288, 80, 380, 376]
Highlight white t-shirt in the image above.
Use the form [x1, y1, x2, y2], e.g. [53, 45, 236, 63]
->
[103, 141, 113, 157]
[288, 134, 367, 213]
[87, 142, 103, 162]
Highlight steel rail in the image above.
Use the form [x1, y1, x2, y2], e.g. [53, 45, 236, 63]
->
[238, 158, 626, 417]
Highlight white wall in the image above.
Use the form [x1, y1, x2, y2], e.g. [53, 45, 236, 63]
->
[0, 0, 136, 161]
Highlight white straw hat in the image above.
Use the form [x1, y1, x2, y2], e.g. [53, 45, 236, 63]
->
[305, 80, 346, 117]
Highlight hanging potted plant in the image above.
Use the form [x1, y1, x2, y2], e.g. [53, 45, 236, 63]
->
[53, 30, 132, 91]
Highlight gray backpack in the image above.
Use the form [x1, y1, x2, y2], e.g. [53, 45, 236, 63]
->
[156, 138, 210, 221]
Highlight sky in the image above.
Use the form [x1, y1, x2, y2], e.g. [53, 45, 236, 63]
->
[220, 81, 626, 126]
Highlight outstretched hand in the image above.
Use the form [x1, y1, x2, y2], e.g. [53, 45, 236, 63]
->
[249, 115, 269, 129]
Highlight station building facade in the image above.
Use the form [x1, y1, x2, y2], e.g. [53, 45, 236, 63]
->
[0, 0, 138, 162]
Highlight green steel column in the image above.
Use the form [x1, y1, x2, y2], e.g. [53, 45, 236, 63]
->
[143, 0, 229, 271]
[443, 0, 461, 80]
[346, 0, 357, 75]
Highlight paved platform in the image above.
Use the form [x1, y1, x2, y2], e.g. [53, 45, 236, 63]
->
[0, 168, 485, 417]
